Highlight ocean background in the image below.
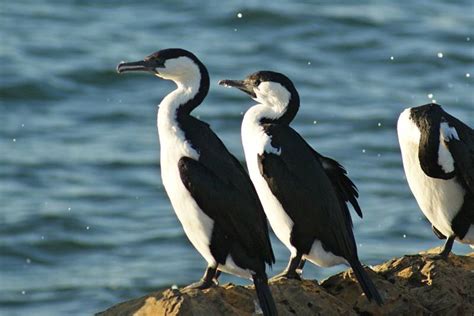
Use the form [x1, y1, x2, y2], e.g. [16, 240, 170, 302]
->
[1, 0, 473, 315]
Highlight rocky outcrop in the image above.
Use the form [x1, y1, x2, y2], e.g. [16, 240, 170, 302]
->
[97, 248, 474, 315]
[323, 248, 474, 315]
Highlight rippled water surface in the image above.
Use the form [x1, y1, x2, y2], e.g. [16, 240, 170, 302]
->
[1, 1, 473, 315]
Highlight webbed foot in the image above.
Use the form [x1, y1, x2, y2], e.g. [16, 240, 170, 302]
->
[427, 235, 455, 261]
[271, 269, 302, 280]
[184, 266, 219, 290]
[270, 252, 304, 281]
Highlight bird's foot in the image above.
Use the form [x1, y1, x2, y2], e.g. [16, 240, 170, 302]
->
[427, 252, 450, 261]
[270, 269, 302, 281]
[427, 236, 455, 261]
[184, 278, 218, 290]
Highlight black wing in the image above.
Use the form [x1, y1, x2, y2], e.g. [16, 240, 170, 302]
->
[442, 113, 474, 195]
[442, 112, 474, 235]
[411, 103, 473, 183]
[178, 116, 274, 267]
[258, 124, 359, 261]
[317, 155, 362, 218]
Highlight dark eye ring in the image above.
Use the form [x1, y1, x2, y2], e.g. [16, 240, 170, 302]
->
[254, 79, 261, 86]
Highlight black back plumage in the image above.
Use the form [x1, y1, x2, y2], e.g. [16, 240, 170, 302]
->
[316, 154, 363, 218]
[410, 103, 455, 179]
[409, 103, 474, 184]
[258, 123, 359, 260]
[177, 114, 275, 271]
[258, 122, 383, 305]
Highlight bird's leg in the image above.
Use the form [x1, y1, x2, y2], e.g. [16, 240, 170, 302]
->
[296, 257, 306, 276]
[271, 252, 303, 280]
[429, 235, 455, 260]
[213, 269, 221, 286]
[185, 266, 219, 290]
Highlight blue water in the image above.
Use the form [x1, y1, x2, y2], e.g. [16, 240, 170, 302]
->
[1, 1, 473, 315]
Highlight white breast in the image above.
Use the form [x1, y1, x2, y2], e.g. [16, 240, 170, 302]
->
[241, 107, 296, 258]
[397, 108, 465, 238]
[157, 98, 215, 267]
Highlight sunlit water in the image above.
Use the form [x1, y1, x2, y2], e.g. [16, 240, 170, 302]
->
[1, 1, 473, 315]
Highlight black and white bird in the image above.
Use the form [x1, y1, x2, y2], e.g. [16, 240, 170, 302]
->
[117, 49, 277, 315]
[219, 71, 382, 305]
[397, 103, 474, 258]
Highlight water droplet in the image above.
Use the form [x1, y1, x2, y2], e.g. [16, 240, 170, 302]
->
[466, 73, 471, 78]
[307, 61, 311, 65]
[21, 291, 26, 295]
[12, 138, 16, 142]
[377, 122, 382, 127]
[390, 56, 394, 60]
[41, 236, 45, 240]
[26, 258, 31, 264]
[403, 234, 407, 238]
[234, 28, 238, 32]
[432, 99, 437, 103]
[362, 149, 366, 153]
[237, 12, 243, 18]
[313, 120, 317, 124]
[171, 284, 178, 290]
[21, 124, 25, 127]
[86, 226, 90, 230]
[377, 153, 381, 157]
[427, 93, 433, 99]
[467, 37, 471, 42]
[437, 52, 443, 58]
[68, 207, 71, 211]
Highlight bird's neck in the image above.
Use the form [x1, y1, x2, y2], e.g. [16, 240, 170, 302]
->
[247, 97, 299, 126]
[244, 104, 281, 126]
[157, 72, 209, 132]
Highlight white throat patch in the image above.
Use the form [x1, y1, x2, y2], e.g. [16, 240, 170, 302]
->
[156, 56, 201, 87]
[255, 81, 291, 115]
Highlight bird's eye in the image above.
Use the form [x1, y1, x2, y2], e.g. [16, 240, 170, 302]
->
[254, 79, 261, 86]
[149, 58, 165, 68]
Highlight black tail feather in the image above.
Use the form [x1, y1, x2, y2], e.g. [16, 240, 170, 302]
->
[350, 260, 383, 306]
[253, 273, 278, 316]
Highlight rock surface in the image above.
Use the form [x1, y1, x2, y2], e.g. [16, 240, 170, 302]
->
[97, 248, 473, 315]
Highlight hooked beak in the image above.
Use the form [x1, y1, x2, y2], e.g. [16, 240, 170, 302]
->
[116, 59, 158, 74]
[218, 79, 256, 98]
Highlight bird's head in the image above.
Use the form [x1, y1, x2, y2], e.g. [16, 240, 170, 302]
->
[219, 71, 299, 123]
[117, 48, 208, 87]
